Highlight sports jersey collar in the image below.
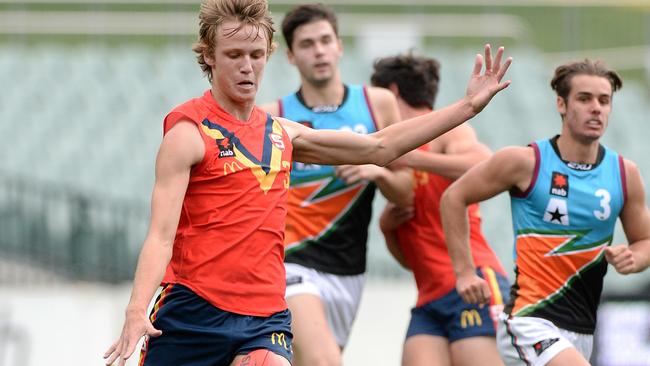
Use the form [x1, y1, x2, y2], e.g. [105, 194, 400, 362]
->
[295, 84, 350, 113]
[200, 90, 265, 126]
[549, 135, 605, 171]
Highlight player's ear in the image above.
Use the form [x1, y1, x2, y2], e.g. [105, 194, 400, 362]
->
[388, 83, 400, 97]
[556, 95, 566, 117]
[204, 49, 216, 67]
[286, 47, 296, 65]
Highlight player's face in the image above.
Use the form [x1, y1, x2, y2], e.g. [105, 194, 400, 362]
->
[206, 20, 268, 106]
[558, 74, 613, 143]
[287, 19, 342, 86]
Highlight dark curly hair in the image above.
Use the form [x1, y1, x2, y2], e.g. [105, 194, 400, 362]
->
[371, 52, 441, 109]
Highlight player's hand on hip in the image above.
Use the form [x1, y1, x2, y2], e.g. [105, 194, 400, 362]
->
[604, 244, 637, 274]
[465, 44, 512, 114]
[456, 271, 491, 306]
[103, 310, 162, 365]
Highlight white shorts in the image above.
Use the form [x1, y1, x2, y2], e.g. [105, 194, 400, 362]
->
[497, 314, 593, 366]
[284, 263, 365, 347]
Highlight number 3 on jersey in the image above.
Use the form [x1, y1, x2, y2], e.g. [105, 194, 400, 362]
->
[593, 189, 611, 221]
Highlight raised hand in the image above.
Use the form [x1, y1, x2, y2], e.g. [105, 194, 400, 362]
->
[103, 310, 162, 366]
[465, 44, 513, 114]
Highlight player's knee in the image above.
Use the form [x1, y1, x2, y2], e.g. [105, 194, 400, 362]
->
[232, 349, 290, 366]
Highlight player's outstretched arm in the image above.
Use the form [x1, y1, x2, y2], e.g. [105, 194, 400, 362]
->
[440, 147, 533, 305]
[283, 44, 512, 166]
[103, 121, 203, 366]
[335, 87, 414, 207]
[606, 159, 650, 274]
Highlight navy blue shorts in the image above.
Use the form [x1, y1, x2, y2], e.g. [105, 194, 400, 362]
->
[406, 267, 510, 342]
[139, 284, 293, 366]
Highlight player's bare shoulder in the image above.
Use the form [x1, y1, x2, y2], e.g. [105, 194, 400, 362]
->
[490, 145, 537, 190]
[364, 86, 400, 128]
[275, 117, 305, 142]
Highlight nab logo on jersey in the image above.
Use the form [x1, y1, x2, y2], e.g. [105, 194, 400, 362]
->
[550, 172, 569, 197]
[217, 137, 235, 158]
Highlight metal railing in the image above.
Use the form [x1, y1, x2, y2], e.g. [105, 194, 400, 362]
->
[0, 173, 148, 284]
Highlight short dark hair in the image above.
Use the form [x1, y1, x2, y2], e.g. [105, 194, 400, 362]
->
[371, 52, 441, 109]
[281, 3, 338, 50]
[551, 59, 623, 101]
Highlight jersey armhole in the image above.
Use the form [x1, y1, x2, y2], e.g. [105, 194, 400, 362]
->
[510, 142, 540, 198]
[619, 155, 628, 204]
[362, 86, 380, 132]
[163, 111, 209, 173]
[164, 111, 196, 135]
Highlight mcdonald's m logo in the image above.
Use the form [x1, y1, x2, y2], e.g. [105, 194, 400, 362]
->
[223, 161, 244, 175]
[460, 309, 483, 328]
[271, 332, 289, 350]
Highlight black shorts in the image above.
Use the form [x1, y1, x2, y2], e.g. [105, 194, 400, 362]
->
[139, 284, 293, 366]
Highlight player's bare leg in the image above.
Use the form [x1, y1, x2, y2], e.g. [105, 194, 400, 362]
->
[230, 349, 291, 366]
[402, 335, 451, 366]
[450, 336, 503, 366]
[288, 294, 341, 366]
[546, 347, 591, 366]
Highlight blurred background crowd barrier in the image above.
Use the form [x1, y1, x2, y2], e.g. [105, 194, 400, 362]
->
[1, 1, 650, 365]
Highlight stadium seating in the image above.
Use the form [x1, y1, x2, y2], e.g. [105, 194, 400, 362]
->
[2, 43, 650, 284]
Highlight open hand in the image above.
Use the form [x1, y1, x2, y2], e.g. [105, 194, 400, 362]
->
[465, 44, 513, 114]
[103, 310, 162, 365]
[335, 164, 384, 184]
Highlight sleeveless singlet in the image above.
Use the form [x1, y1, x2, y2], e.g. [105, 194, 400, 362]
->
[161, 90, 293, 316]
[506, 136, 626, 333]
[279, 85, 378, 275]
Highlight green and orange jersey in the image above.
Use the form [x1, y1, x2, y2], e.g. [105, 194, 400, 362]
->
[279, 85, 378, 275]
[161, 90, 293, 317]
[506, 137, 626, 334]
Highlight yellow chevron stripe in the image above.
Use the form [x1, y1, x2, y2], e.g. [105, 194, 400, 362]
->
[200, 124, 225, 139]
[231, 120, 285, 193]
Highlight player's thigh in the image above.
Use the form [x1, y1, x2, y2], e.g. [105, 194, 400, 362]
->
[450, 336, 503, 366]
[230, 349, 291, 366]
[546, 347, 590, 366]
[402, 334, 451, 366]
[287, 294, 341, 365]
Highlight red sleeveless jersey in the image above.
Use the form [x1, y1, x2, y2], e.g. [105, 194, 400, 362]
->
[161, 90, 293, 316]
[396, 147, 505, 307]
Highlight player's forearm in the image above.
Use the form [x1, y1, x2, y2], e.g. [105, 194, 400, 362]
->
[440, 189, 476, 276]
[409, 149, 488, 180]
[374, 169, 414, 208]
[373, 98, 475, 165]
[126, 238, 174, 314]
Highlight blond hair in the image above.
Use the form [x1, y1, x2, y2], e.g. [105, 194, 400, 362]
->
[193, 0, 277, 82]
